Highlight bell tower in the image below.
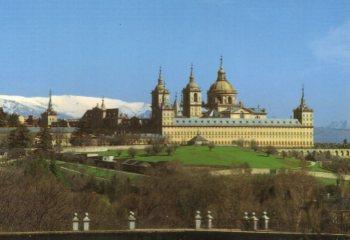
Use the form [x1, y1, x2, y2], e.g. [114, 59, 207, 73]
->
[293, 86, 313, 126]
[41, 90, 58, 127]
[182, 64, 202, 118]
[151, 67, 170, 120]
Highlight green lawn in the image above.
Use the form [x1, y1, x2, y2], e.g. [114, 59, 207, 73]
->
[316, 177, 337, 185]
[56, 161, 141, 180]
[98, 146, 300, 169]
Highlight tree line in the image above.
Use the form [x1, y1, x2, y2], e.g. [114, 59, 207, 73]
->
[3, 124, 54, 158]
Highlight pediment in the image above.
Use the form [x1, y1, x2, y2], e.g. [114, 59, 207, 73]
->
[230, 107, 252, 114]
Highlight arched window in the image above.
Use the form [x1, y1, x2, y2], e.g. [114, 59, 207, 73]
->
[194, 93, 198, 102]
[228, 96, 232, 104]
[216, 96, 222, 104]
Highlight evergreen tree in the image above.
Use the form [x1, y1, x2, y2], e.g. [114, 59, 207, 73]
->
[36, 127, 53, 152]
[7, 113, 20, 127]
[8, 124, 32, 149]
[26, 115, 35, 126]
[70, 128, 85, 146]
[0, 108, 8, 127]
[49, 159, 58, 175]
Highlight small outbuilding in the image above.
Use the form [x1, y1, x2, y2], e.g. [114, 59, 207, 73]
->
[188, 134, 210, 146]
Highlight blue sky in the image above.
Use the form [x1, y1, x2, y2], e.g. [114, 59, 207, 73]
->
[0, 0, 349, 126]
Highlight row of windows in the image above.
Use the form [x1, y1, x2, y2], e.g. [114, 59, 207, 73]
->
[170, 131, 313, 137]
[175, 119, 299, 125]
[214, 96, 234, 104]
[171, 140, 312, 146]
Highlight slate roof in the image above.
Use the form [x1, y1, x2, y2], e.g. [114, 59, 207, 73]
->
[0, 127, 76, 134]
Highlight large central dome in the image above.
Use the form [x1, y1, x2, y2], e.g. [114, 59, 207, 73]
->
[207, 57, 238, 110]
[209, 79, 236, 94]
[208, 68, 237, 94]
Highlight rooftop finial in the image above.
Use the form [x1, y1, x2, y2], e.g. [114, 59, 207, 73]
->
[217, 55, 226, 81]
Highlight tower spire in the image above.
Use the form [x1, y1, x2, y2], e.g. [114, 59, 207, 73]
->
[174, 92, 178, 103]
[189, 63, 194, 83]
[48, 90, 53, 111]
[301, 85, 305, 106]
[158, 66, 164, 85]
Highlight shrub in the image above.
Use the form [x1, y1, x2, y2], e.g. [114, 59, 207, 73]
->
[265, 146, 277, 156]
[152, 142, 164, 155]
[116, 150, 122, 157]
[281, 151, 288, 159]
[127, 147, 137, 158]
[250, 140, 259, 152]
[208, 142, 215, 151]
[166, 145, 175, 156]
[145, 146, 153, 156]
[236, 139, 244, 148]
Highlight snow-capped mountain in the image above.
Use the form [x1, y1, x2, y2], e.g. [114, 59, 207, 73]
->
[0, 95, 151, 119]
[326, 120, 349, 130]
[314, 120, 350, 143]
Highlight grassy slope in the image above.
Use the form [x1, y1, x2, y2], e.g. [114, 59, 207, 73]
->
[307, 162, 332, 173]
[63, 146, 339, 185]
[56, 161, 141, 180]
[99, 146, 300, 169]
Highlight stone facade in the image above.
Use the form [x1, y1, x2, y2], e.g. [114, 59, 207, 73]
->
[151, 58, 314, 148]
[81, 98, 124, 131]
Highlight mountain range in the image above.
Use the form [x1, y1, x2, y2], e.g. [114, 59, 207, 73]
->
[0, 95, 151, 119]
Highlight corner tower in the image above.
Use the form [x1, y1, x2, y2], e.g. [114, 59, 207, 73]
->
[182, 64, 202, 118]
[293, 86, 313, 126]
[207, 56, 237, 112]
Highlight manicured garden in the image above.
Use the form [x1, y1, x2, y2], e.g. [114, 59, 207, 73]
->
[98, 146, 301, 169]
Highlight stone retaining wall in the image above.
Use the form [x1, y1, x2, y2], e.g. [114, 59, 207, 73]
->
[62, 145, 150, 153]
[0, 229, 348, 240]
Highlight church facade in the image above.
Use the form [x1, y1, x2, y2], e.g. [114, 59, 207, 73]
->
[151, 58, 314, 148]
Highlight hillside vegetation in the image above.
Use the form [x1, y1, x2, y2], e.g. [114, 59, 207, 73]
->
[1, 157, 344, 233]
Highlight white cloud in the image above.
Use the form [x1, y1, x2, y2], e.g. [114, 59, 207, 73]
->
[312, 21, 350, 67]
